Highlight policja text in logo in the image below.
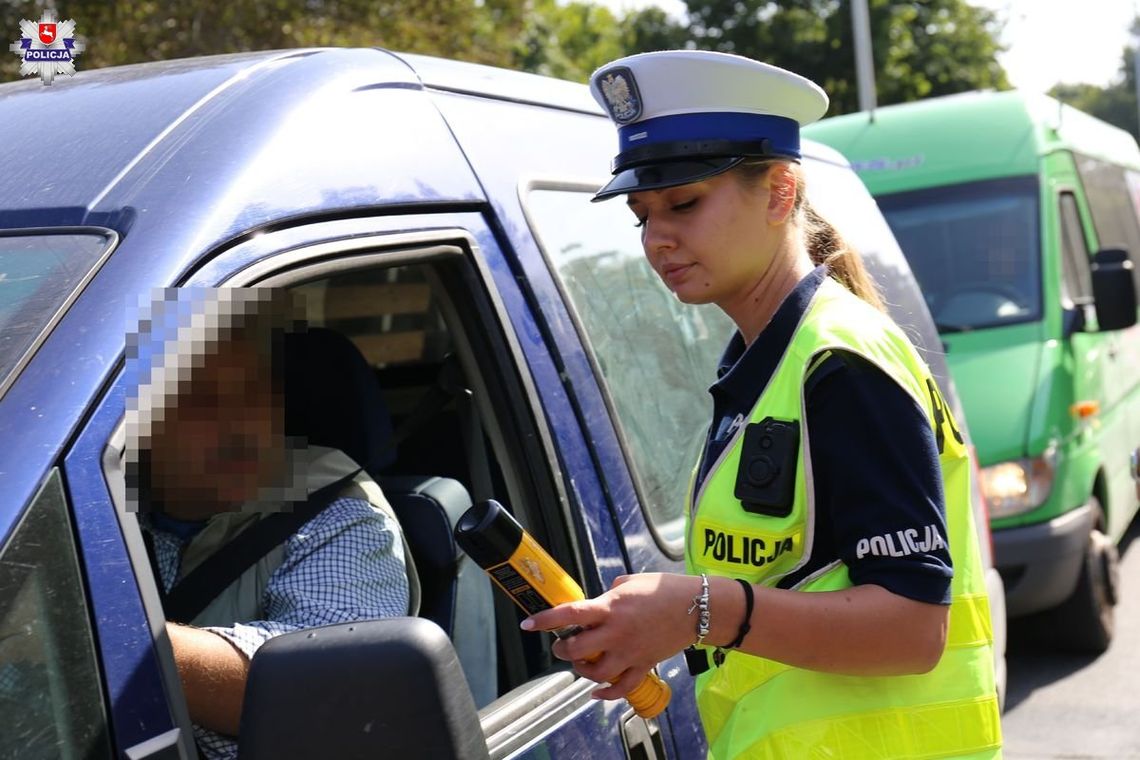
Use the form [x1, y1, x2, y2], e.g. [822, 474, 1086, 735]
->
[9, 10, 85, 85]
[855, 525, 945, 559]
[703, 528, 794, 567]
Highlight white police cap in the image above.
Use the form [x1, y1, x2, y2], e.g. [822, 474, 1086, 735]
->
[589, 50, 829, 201]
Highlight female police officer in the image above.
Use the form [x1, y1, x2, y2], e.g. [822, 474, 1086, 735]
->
[522, 50, 1002, 759]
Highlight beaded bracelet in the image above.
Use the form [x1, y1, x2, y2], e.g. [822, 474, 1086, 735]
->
[687, 573, 711, 646]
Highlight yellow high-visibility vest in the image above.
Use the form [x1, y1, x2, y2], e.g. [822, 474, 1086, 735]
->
[685, 277, 1002, 759]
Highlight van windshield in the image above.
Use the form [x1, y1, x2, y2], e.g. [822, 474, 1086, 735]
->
[876, 176, 1040, 333]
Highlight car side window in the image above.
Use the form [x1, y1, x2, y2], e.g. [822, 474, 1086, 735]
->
[0, 231, 115, 394]
[290, 257, 569, 706]
[1059, 192, 1093, 309]
[1075, 154, 1140, 257]
[294, 266, 454, 367]
[0, 469, 111, 759]
[107, 246, 582, 731]
[525, 188, 732, 547]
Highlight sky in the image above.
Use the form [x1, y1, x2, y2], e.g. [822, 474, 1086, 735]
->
[592, 0, 1138, 94]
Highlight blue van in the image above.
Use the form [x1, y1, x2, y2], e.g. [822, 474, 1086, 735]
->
[0, 49, 1004, 758]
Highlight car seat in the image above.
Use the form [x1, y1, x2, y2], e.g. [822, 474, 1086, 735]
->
[283, 326, 497, 707]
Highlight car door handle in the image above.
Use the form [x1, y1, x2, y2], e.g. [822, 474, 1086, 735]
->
[622, 711, 666, 759]
[123, 728, 187, 760]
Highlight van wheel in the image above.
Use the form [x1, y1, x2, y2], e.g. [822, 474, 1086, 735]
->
[1050, 500, 1119, 653]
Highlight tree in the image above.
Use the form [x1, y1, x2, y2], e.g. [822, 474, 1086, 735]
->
[681, 0, 1010, 115]
[621, 6, 689, 55]
[2, 0, 1011, 107]
[512, 0, 626, 81]
[1, 0, 532, 82]
[1051, 20, 1140, 141]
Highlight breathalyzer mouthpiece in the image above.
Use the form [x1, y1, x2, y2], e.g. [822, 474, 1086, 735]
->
[454, 499, 522, 570]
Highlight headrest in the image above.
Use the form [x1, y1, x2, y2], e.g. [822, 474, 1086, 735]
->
[589, 50, 829, 200]
[283, 328, 396, 473]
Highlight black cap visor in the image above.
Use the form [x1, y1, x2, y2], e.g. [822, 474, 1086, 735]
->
[592, 156, 745, 202]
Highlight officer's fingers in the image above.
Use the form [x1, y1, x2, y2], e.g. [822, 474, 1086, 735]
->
[551, 629, 602, 663]
[550, 635, 573, 662]
[556, 627, 607, 663]
[522, 599, 601, 633]
[567, 649, 617, 684]
[590, 667, 648, 701]
[611, 574, 634, 588]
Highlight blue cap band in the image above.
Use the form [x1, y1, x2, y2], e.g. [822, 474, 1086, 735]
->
[618, 112, 801, 159]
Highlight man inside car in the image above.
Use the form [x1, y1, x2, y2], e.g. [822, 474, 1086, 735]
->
[125, 287, 413, 759]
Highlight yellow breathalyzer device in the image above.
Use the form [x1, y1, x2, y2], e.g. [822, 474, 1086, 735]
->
[454, 499, 671, 719]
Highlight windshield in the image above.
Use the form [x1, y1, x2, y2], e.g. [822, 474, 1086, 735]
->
[0, 232, 114, 390]
[876, 176, 1040, 332]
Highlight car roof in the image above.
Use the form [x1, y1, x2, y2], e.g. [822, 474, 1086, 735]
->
[804, 89, 1140, 195]
[0, 45, 850, 230]
[1, 50, 333, 220]
[0, 48, 611, 238]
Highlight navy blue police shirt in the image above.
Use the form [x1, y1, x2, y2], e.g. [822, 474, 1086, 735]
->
[698, 266, 953, 605]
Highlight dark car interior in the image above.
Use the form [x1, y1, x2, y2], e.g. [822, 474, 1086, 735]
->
[285, 260, 577, 710]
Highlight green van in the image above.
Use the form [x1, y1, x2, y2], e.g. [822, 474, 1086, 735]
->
[806, 91, 1140, 652]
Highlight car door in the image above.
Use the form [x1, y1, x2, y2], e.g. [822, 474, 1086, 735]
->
[64, 209, 671, 759]
[1059, 171, 1137, 535]
[0, 467, 118, 760]
[426, 84, 706, 759]
[0, 227, 184, 759]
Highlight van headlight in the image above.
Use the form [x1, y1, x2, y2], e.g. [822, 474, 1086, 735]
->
[980, 445, 1057, 519]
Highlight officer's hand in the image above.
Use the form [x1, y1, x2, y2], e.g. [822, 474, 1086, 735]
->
[522, 572, 699, 699]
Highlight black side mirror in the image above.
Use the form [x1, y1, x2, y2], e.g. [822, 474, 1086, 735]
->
[239, 617, 489, 760]
[1061, 303, 1088, 337]
[1091, 248, 1138, 331]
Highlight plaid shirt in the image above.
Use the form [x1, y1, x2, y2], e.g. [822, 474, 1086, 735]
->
[149, 496, 409, 760]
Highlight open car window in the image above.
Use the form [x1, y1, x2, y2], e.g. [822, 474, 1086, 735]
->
[98, 231, 601, 758]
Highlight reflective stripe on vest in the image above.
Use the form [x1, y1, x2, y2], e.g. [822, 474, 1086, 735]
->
[726, 695, 1002, 760]
[686, 278, 1002, 760]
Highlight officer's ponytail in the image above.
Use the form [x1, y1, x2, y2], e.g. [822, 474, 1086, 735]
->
[735, 160, 885, 312]
[799, 200, 885, 312]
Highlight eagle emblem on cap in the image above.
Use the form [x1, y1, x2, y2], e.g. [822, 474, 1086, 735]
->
[599, 67, 641, 124]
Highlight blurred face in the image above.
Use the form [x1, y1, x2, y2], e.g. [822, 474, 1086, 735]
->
[147, 336, 285, 520]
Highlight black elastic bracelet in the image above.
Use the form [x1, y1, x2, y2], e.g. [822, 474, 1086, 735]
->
[724, 578, 754, 649]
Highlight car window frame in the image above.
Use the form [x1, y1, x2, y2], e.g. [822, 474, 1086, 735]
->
[0, 467, 114, 760]
[0, 227, 119, 401]
[54, 359, 194, 759]
[521, 177, 715, 559]
[94, 219, 642, 758]
[1058, 189, 1094, 310]
[223, 227, 644, 757]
